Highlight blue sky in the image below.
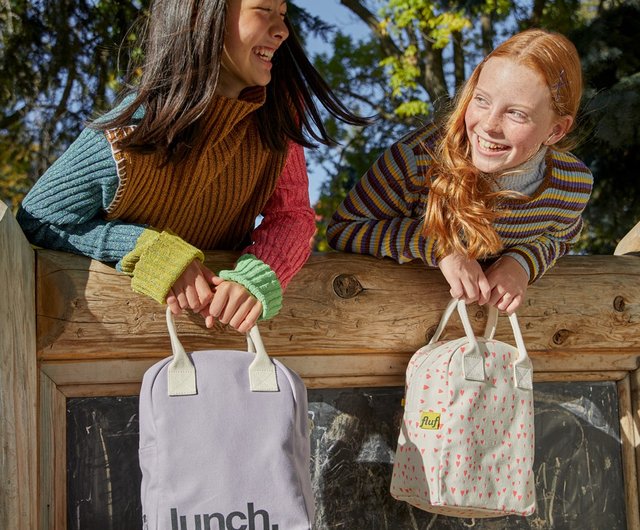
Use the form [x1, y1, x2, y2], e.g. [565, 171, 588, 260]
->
[294, 1, 370, 203]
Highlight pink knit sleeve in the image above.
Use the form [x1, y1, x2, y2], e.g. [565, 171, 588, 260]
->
[243, 141, 316, 290]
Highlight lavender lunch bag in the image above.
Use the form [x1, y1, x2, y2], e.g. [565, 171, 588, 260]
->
[139, 308, 314, 530]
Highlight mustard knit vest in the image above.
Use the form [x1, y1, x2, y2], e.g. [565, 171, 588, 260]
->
[104, 88, 287, 250]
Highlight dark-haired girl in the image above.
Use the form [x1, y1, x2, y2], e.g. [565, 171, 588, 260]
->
[18, 0, 368, 332]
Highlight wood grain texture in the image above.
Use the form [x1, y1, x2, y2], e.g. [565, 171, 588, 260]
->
[28, 247, 640, 529]
[39, 373, 66, 530]
[0, 203, 37, 530]
[630, 368, 640, 525]
[618, 376, 640, 530]
[36, 250, 640, 373]
[615, 220, 640, 255]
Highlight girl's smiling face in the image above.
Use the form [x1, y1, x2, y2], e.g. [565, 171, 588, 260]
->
[218, 0, 289, 99]
[464, 57, 572, 174]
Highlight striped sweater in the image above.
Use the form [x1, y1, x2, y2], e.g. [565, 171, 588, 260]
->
[17, 88, 316, 318]
[327, 123, 593, 283]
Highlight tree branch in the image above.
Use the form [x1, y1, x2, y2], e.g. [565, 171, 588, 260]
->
[339, 0, 402, 57]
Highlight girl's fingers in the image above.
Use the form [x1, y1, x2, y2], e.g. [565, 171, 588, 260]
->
[496, 292, 513, 312]
[193, 274, 214, 310]
[488, 288, 502, 307]
[237, 302, 263, 334]
[448, 278, 464, 300]
[505, 295, 522, 315]
[220, 291, 245, 324]
[176, 290, 189, 310]
[166, 289, 181, 315]
[197, 262, 219, 285]
[461, 278, 479, 303]
[478, 276, 492, 305]
[198, 307, 215, 329]
[209, 290, 227, 319]
[185, 283, 201, 311]
[228, 297, 255, 331]
[201, 281, 262, 333]
[166, 289, 177, 307]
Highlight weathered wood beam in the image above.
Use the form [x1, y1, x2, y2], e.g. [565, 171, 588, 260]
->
[0, 203, 37, 530]
[616, 220, 640, 255]
[618, 375, 640, 530]
[36, 249, 640, 380]
[630, 367, 640, 525]
[39, 372, 66, 530]
[39, 359, 630, 393]
[23, 228, 640, 530]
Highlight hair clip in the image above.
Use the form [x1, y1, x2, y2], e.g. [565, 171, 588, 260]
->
[551, 69, 567, 101]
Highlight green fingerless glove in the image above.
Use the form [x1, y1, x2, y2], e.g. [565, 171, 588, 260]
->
[218, 254, 283, 320]
[122, 229, 204, 303]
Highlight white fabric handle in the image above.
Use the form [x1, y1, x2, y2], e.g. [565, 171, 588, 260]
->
[166, 307, 197, 396]
[165, 307, 278, 396]
[429, 299, 484, 383]
[429, 299, 532, 389]
[483, 305, 499, 339]
[245, 325, 279, 393]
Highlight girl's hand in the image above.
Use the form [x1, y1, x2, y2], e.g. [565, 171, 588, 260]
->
[167, 260, 217, 315]
[204, 278, 263, 333]
[485, 256, 530, 314]
[438, 253, 491, 305]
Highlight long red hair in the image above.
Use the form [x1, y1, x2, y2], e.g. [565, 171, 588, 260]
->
[424, 29, 583, 259]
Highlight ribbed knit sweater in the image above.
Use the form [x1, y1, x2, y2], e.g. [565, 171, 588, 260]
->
[327, 123, 593, 283]
[17, 87, 316, 318]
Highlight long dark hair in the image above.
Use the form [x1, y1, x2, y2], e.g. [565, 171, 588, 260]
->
[95, 0, 370, 159]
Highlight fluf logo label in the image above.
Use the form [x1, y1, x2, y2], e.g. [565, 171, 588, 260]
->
[420, 411, 441, 430]
[170, 503, 279, 530]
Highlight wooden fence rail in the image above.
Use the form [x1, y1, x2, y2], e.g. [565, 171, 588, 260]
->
[0, 202, 37, 530]
[2, 199, 640, 528]
[36, 248, 640, 386]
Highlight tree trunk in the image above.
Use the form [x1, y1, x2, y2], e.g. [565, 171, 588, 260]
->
[452, 30, 465, 91]
[480, 12, 494, 56]
[339, 0, 401, 57]
[420, 39, 449, 111]
[530, 0, 547, 27]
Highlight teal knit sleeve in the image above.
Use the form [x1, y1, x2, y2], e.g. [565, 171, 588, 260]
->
[16, 126, 146, 265]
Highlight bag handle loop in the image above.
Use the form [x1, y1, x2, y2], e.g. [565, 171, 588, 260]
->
[481, 306, 530, 386]
[429, 299, 532, 390]
[165, 307, 278, 396]
[483, 306, 499, 339]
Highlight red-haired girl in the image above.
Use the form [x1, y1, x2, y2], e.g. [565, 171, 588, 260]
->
[328, 29, 592, 314]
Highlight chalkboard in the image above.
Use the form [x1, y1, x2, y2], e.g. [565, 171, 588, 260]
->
[67, 382, 626, 529]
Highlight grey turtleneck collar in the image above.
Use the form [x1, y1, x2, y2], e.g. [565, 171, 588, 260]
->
[488, 146, 548, 197]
